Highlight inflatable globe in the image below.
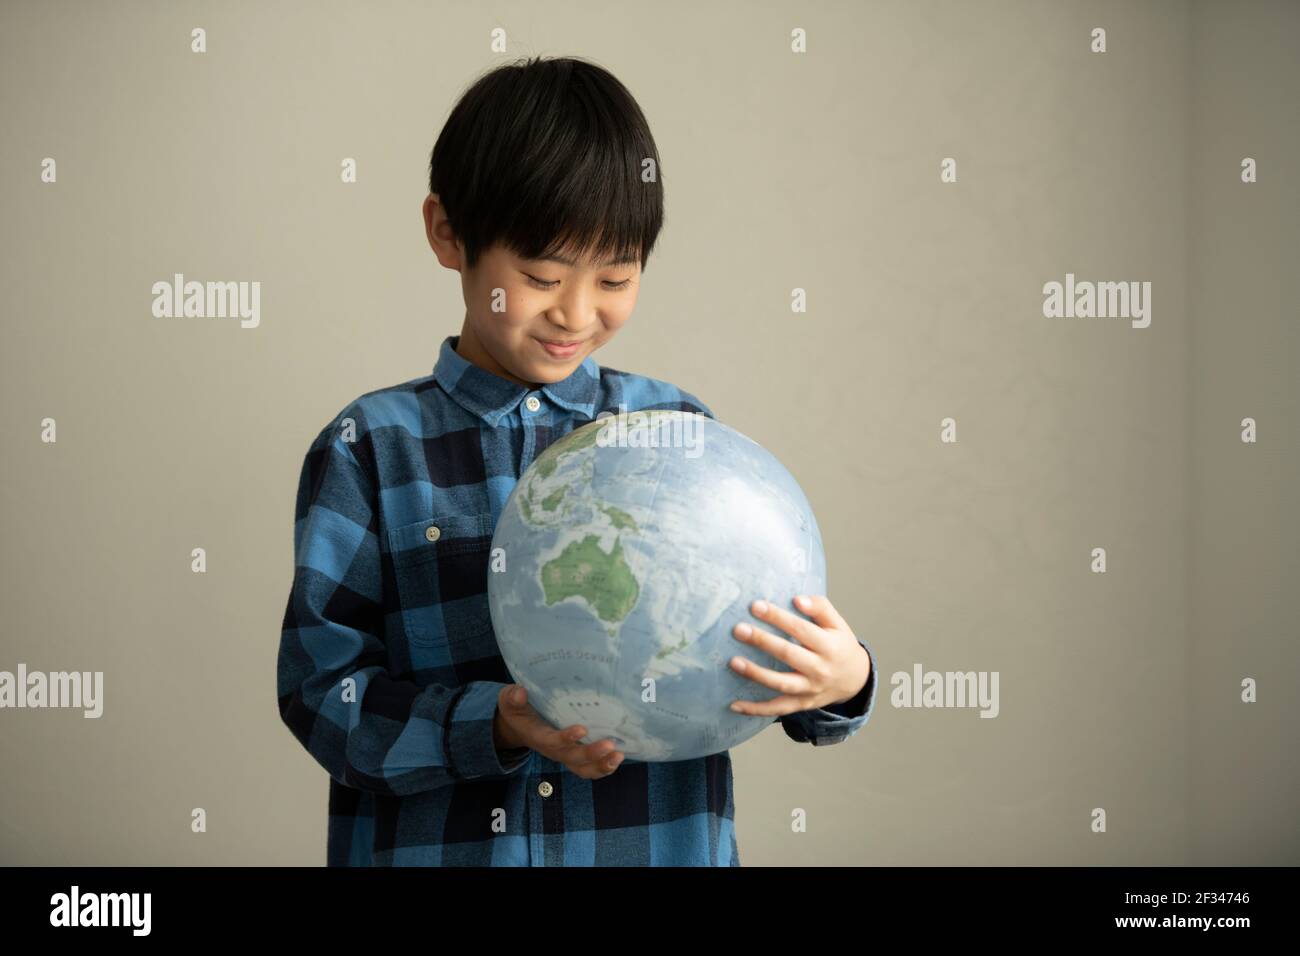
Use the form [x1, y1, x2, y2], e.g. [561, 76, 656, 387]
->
[487, 410, 826, 762]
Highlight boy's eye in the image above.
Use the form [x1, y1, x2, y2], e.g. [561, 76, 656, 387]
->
[524, 274, 632, 291]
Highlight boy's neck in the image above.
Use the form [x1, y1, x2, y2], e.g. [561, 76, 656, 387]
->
[455, 322, 539, 389]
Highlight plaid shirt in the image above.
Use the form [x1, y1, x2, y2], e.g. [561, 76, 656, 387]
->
[278, 334, 878, 866]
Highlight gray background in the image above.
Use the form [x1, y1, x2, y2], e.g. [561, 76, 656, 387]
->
[1, 0, 1295, 864]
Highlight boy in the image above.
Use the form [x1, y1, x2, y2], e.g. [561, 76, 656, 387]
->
[277, 55, 877, 866]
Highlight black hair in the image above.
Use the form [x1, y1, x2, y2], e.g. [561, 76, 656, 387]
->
[428, 56, 664, 273]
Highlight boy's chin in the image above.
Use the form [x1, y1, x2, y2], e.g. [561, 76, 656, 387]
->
[519, 365, 568, 386]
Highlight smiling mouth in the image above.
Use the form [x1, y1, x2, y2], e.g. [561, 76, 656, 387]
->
[536, 337, 584, 347]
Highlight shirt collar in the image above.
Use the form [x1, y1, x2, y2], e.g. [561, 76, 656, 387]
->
[431, 334, 602, 427]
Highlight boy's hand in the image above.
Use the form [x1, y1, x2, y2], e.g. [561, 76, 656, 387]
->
[728, 595, 871, 716]
[494, 685, 626, 779]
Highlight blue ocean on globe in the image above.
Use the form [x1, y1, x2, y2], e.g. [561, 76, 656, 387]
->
[487, 409, 827, 762]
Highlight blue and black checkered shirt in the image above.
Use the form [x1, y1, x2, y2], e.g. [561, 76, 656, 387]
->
[278, 335, 878, 865]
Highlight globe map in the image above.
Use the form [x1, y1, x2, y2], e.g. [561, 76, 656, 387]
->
[487, 410, 826, 762]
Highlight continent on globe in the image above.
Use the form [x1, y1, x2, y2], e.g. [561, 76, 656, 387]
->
[540, 533, 640, 625]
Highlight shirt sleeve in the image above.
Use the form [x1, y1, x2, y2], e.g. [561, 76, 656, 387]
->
[277, 415, 530, 794]
[778, 638, 878, 746]
[675, 390, 714, 419]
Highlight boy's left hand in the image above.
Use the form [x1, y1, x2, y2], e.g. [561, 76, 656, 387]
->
[728, 595, 870, 716]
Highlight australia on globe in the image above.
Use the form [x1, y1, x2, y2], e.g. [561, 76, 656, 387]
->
[487, 409, 827, 762]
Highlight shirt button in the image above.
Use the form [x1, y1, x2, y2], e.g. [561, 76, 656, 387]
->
[538, 781, 553, 797]
[425, 525, 440, 542]
[525, 395, 541, 413]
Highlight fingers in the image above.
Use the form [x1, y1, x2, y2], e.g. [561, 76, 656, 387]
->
[732, 617, 823, 677]
[728, 653, 818, 695]
[499, 686, 624, 778]
[792, 594, 848, 632]
[730, 693, 808, 717]
[748, 598, 831, 653]
[548, 722, 625, 779]
[499, 684, 532, 715]
[580, 740, 625, 778]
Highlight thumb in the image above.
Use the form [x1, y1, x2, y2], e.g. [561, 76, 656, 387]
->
[507, 685, 526, 707]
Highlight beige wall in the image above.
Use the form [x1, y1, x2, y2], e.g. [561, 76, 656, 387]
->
[0, 0, 1294, 865]
[1186, 1, 1299, 865]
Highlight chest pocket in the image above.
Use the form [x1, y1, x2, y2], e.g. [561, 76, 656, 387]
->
[387, 513, 495, 647]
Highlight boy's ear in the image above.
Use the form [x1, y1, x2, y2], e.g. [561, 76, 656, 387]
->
[423, 192, 464, 272]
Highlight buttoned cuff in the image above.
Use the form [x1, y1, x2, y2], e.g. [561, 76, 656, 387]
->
[778, 640, 878, 745]
[496, 745, 532, 773]
[446, 681, 533, 779]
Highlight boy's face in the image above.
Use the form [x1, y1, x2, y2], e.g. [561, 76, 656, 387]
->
[424, 193, 641, 389]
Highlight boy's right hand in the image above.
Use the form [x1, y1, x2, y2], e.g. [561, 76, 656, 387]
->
[495, 684, 626, 779]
